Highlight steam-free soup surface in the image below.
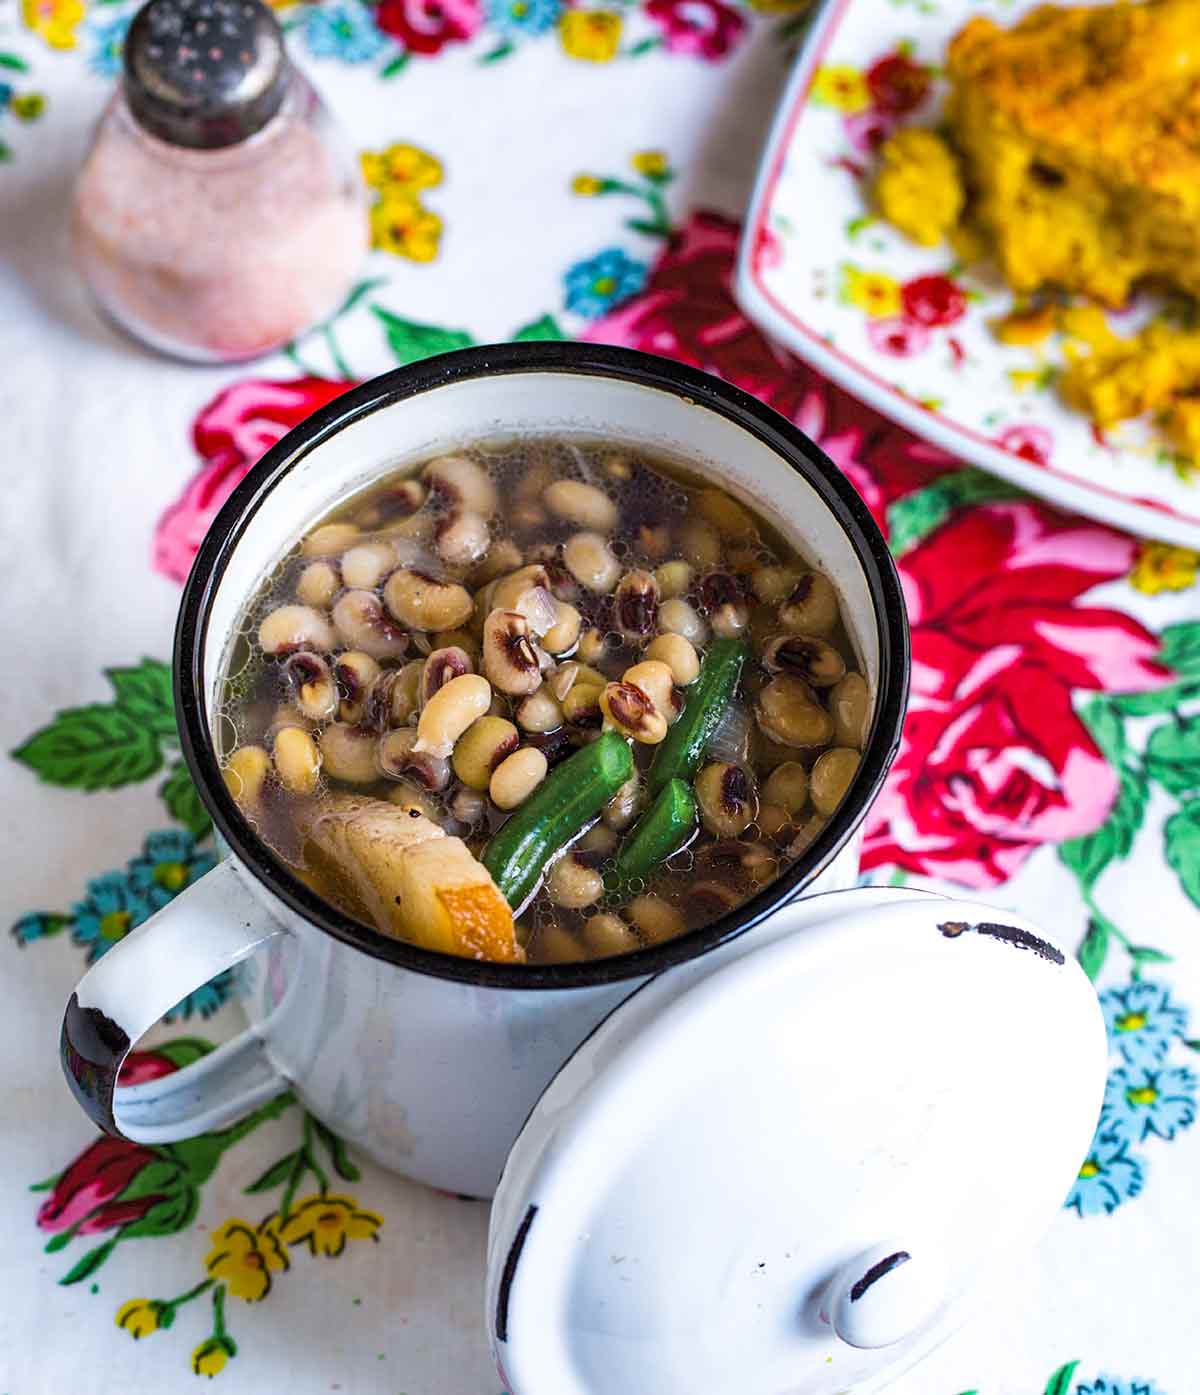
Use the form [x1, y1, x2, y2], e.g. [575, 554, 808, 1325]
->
[219, 439, 870, 964]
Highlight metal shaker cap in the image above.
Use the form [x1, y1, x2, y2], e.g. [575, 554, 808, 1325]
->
[123, 0, 289, 150]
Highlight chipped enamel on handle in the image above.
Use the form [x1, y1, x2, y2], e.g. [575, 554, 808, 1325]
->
[60, 858, 289, 1144]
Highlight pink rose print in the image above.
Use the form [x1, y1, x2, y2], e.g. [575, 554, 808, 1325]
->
[863, 502, 1168, 885]
[865, 51, 931, 115]
[843, 107, 899, 155]
[900, 274, 967, 328]
[154, 376, 355, 584]
[376, 0, 482, 52]
[996, 423, 1054, 467]
[867, 317, 930, 357]
[644, 0, 746, 60]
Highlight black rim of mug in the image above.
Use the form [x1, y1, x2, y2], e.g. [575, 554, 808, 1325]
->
[173, 342, 911, 990]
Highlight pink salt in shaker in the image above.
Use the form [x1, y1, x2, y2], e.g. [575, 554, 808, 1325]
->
[72, 0, 368, 363]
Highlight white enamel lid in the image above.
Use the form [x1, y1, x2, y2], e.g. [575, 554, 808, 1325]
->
[486, 888, 1107, 1395]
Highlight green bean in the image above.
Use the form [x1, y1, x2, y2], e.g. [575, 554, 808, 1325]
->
[646, 637, 749, 798]
[483, 730, 634, 910]
[607, 778, 696, 899]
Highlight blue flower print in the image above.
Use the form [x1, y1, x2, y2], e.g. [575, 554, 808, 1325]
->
[88, 12, 133, 78]
[1077, 1377, 1169, 1395]
[1064, 1134, 1144, 1216]
[564, 247, 648, 319]
[70, 870, 156, 964]
[305, 1, 387, 63]
[486, 0, 561, 36]
[165, 970, 235, 1022]
[1101, 980, 1189, 1066]
[127, 829, 217, 913]
[1101, 1064, 1197, 1146]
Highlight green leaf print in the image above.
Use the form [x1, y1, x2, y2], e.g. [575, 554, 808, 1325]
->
[104, 658, 178, 742]
[12, 704, 162, 791]
[154, 1037, 215, 1070]
[1165, 801, 1200, 908]
[0, 54, 30, 72]
[244, 1152, 302, 1195]
[1159, 619, 1200, 675]
[1076, 919, 1110, 981]
[1080, 697, 1125, 767]
[1043, 1361, 1080, 1395]
[371, 307, 475, 366]
[511, 314, 567, 342]
[60, 1238, 119, 1286]
[119, 1185, 199, 1242]
[886, 468, 1026, 555]
[159, 760, 212, 839]
[1145, 716, 1200, 796]
[115, 1158, 187, 1204]
[1111, 681, 1200, 716]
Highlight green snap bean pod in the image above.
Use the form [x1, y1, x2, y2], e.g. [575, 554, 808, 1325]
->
[483, 729, 634, 910]
[646, 637, 749, 798]
[607, 777, 696, 898]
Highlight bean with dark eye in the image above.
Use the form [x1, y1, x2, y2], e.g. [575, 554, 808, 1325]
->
[332, 590, 410, 662]
[282, 652, 337, 722]
[362, 661, 423, 732]
[680, 880, 740, 924]
[524, 725, 576, 768]
[483, 609, 544, 696]
[694, 761, 757, 837]
[699, 571, 750, 640]
[333, 651, 380, 724]
[615, 569, 660, 640]
[761, 634, 846, 688]
[378, 728, 451, 791]
[755, 674, 834, 749]
[779, 571, 840, 637]
[420, 646, 474, 707]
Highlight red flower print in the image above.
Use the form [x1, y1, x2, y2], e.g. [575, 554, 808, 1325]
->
[154, 376, 356, 584]
[117, 1048, 179, 1086]
[645, 0, 746, 60]
[38, 1134, 161, 1236]
[900, 274, 966, 328]
[996, 423, 1053, 467]
[863, 502, 1169, 886]
[842, 107, 899, 154]
[376, 0, 482, 52]
[865, 51, 931, 115]
[867, 316, 930, 357]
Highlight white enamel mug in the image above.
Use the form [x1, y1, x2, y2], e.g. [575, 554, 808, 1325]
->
[61, 343, 909, 1201]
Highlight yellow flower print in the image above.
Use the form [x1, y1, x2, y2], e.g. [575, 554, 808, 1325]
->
[572, 174, 605, 196]
[631, 150, 668, 178]
[369, 190, 443, 262]
[191, 1337, 235, 1378]
[748, 0, 811, 10]
[204, 1218, 289, 1302]
[811, 65, 870, 114]
[21, 0, 84, 49]
[1130, 541, 1199, 595]
[840, 265, 902, 319]
[11, 94, 47, 122]
[115, 1298, 162, 1340]
[559, 10, 622, 63]
[360, 142, 443, 195]
[278, 1193, 383, 1257]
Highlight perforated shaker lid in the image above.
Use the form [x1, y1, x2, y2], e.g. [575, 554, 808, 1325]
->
[486, 887, 1106, 1395]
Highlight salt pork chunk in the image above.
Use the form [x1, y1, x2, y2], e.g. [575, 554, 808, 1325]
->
[306, 795, 521, 962]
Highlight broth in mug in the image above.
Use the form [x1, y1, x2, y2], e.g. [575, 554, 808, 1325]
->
[218, 439, 870, 964]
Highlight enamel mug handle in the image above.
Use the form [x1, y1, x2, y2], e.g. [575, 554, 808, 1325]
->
[60, 858, 289, 1143]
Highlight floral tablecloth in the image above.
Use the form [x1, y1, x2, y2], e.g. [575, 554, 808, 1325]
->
[2, 0, 1199, 1391]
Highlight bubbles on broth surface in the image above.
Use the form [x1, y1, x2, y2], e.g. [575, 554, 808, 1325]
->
[216, 436, 868, 964]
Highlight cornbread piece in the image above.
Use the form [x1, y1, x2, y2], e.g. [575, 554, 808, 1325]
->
[874, 129, 965, 246]
[947, 0, 1200, 306]
[1060, 322, 1200, 429]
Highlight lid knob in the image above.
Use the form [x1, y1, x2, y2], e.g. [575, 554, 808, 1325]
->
[123, 0, 289, 150]
[824, 1243, 945, 1350]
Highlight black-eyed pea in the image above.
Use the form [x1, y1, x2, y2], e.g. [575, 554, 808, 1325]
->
[302, 522, 359, 557]
[282, 652, 338, 722]
[562, 682, 604, 728]
[602, 774, 643, 831]
[751, 563, 802, 606]
[420, 646, 474, 707]
[319, 723, 379, 784]
[761, 634, 846, 688]
[332, 590, 410, 661]
[582, 912, 641, 958]
[492, 564, 551, 612]
[810, 747, 861, 816]
[379, 728, 452, 792]
[779, 571, 840, 636]
[755, 675, 834, 749]
[361, 662, 423, 732]
[756, 802, 795, 842]
[601, 681, 668, 744]
[678, 518, 722, 568]
[658, 597, 708, 646]
[545, 480, 618, 532]
[564, 531, 621, 593]
[621, 660, 676, 719]
[362, 477, 425, 526]
[414, 673, 493, 758]
[490, 746, 549, 811]
[423, 453, 497, 516]
[259, 603, 336, 656]
[763, 761, 809, 815]
[654, 559, 692, 599]
[436, 511, 490, 567]
[537, 925, 586, 963]
[628, 894, 685, 944]
[681, 880, 740, 925]
[452, 715, 519, 790]
[695, 762, 757, 837]
[696, 487, 758, 541]
[472, 538, 524, 586]
[511, 500, 548, 534]
[615, 569, 660, 640]
[542, 601, 582, 656]
[333, 651, 380, 724]
[483, 609, 543, 696]
[699, 572, 749, 640]
[387, 778, 443, 821]
[546, 851, 604, 909]
[272, 727, 321, 794]
[516, 685, 563, 733]
[341, 540, 398, 590]
[383, 569, 474, 632]
[577, 627, 608, 665]
[830, 672, 870, 749]
[431, 628, 480, 662]
[222, 745, 271, 807]
[645, 632, 700, 686]
[296, 560, 340, 609]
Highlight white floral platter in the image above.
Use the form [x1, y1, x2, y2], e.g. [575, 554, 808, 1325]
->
[735, 0, 1200, 549]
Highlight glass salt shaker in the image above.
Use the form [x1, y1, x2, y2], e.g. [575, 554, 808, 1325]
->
[72, 0, 367, 364]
